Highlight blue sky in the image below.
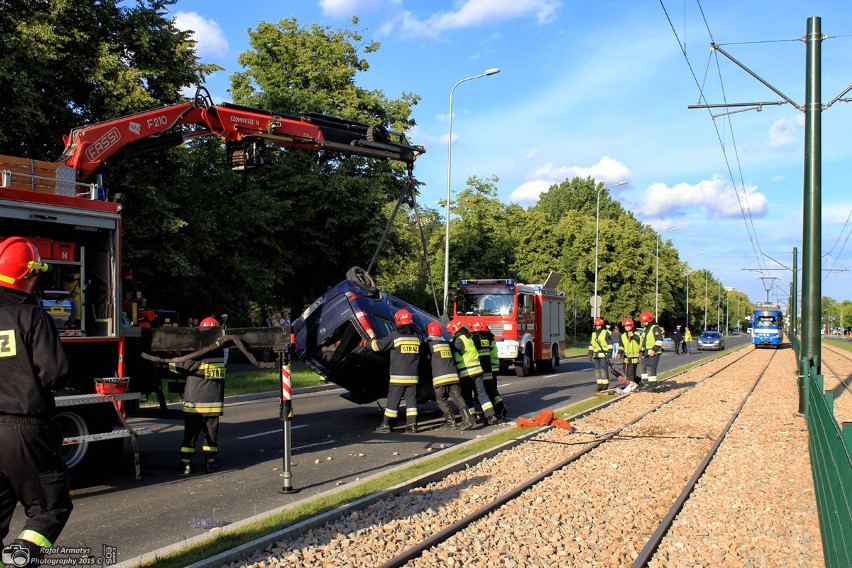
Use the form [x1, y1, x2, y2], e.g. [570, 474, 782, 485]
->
[168, 0, 852, 307]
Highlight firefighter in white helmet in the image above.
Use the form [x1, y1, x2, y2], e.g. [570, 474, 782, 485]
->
[0, 237, 72, 564]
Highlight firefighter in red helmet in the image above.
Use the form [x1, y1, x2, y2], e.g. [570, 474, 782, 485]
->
[167, 315, 226, 474]
[471, 319, 507, 420]
[368, 309, 422, 433]
[588, 317, 613, 392]
[0, 237, 73, 563]
[615, 317, 641, 392]
[638, 310, 664, 387]
[449, 320, 498, 426]
[425, 321, 476, 430]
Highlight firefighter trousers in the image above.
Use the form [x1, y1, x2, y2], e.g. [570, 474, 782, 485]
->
[384, 383, 417, 425]
[0, 419, 73, 552]
[181, 414, 220, 464]
[434, 383, 468, 419]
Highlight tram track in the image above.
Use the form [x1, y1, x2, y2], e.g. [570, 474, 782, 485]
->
[223, 345, 826, 568]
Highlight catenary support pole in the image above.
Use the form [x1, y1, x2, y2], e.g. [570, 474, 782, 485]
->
[801, 17, 822, 374]
[279, 346, 297, 493]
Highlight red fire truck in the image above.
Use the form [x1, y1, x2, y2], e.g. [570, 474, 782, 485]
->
[0, 87, 423, 472]
[451, 273, 565, 376]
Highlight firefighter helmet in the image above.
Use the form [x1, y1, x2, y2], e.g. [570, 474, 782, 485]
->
[593, 317, 604, 327]
[394, 309, 413, 326]
[470, 319, 487, 333]
[0, 237, 49, 294]
[199, 316, 219, 327]
[426, 321, 443, 337]
[446, 320, 464, 334]
[622, 317, 635, 328]
[639, 310, 654, 324]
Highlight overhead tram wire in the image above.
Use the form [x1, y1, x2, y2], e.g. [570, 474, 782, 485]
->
[695, 0, 768, 274]
[659, 1, 766, 274]
[822, 207, 852, 285]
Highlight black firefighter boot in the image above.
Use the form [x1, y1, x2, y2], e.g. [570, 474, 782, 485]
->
[442, 412, 457, 429]
[205, 453, 217, 473]
[404, 421, 417, 434]
[375, 416, 393, 433]
[458, 413, 477, 431]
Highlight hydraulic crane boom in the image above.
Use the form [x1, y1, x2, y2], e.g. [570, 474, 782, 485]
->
[59, 87, 424, 181]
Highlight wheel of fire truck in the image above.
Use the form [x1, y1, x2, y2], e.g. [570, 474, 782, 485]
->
[538, 344, 560, 372]
[53, 407, 91, 469]
[53, 391, 124, 470]
[346, 266, 379, 298]
[515, 344, 533, 377]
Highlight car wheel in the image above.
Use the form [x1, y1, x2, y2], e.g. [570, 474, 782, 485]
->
[345, 266, 379, 298]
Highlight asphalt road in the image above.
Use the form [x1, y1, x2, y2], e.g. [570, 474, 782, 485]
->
[8, 337, 749, 565]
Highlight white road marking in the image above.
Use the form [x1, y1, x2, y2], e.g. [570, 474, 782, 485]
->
[237, 424, 307, 440]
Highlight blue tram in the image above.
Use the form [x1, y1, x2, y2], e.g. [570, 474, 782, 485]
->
[751, 302, 784, 347]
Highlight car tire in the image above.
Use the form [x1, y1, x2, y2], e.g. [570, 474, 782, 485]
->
[345, 266, 379, 298]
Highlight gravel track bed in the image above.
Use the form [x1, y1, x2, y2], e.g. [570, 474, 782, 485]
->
[651, 348, 823, 567]
[228, 348, 823, 567]
[821, 346, 852, 427]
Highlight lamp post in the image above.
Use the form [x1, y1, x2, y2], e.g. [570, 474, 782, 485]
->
[442, 68, 500, 316]
[685, 252, 703, 328]
[655, 227, 678, 321]
[724, 286, 735, 335]
[593, 181, 627, 318]
[716, 279, 722, 332]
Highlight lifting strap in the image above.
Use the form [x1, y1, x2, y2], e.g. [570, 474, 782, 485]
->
[366, 167, 441, 315]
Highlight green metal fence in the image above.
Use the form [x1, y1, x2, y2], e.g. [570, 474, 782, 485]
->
[795, 340, 852, 568]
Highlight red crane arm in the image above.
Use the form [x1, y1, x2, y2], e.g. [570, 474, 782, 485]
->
[60, 88, 423, 181]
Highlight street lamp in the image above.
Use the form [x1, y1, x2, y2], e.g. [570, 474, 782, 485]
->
[655, 227, 678, 321]
[716, 279, 722, 331]
[685, 252, 703, 328]
[724, 286, 735, 335]
[442, 68, 500, 316]
[592, 181, 627, 318]
[704, 266, 719, 331]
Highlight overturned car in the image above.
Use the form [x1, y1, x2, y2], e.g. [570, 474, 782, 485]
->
[292, 268, 445, 404]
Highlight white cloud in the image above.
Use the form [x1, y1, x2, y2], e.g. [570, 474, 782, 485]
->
[384, 0, 560, 38]
[508, 156, 632, 205]
[767, 115, 804, 149]
[319, 0, 401, 18]
[174, 12, 229, 58]
[641, 174, 768, 219]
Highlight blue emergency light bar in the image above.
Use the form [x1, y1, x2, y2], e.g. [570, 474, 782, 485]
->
[460, 279, 515, 286]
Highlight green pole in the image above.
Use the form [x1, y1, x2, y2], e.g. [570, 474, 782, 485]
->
[801, 17, 822, 374]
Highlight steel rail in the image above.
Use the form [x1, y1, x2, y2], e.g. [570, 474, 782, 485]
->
[632, 349, 777, 567]
[379, 348, 761, 568]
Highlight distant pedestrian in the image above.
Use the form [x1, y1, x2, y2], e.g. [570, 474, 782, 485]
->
[610, 324, 621, 359]
[671, 325, 684, 354]
[684, 327, 693, 354]
[588, 317, 612, 392]
[369, 309, 421, 434]
[425, 322, 475, 431]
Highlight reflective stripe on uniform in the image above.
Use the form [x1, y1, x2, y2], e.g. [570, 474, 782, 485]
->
[19, 529, 52, 549]
[432, 372, 459, 386]
[183, 401, 224, 413]
[389, 375, 418, 385]
[202, 445, 217, 452]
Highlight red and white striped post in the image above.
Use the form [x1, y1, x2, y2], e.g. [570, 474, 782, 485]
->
[279, 345, 296, 493]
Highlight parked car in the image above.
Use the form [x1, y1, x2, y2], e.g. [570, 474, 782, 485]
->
[696, 330, 726, 351]
[292, 267, 444, 405]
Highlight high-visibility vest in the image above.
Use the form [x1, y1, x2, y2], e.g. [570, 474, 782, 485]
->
[619, 333, 642, 362]
[588, 329, 612, 357]
[453, 334, 483, 378]
[640, 324, 663, 354]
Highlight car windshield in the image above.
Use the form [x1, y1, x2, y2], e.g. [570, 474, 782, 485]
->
[456, 292, 514, 316]
[700, 332, 720, 340]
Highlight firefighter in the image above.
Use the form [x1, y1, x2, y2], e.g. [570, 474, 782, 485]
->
[425, 321, 476, 431]
[369, 309, 421, 434]
[447, 320, 498, 426]
[0, 237, 73, 564]
[170, 316, 226, 474]
[588, 317, 612, 391]
[615, 317, 641, 392]
[471, 319, 508, 420]
[638, 310, 664, 387]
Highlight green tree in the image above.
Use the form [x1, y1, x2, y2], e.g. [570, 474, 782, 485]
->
[0, 0, 215, 158]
